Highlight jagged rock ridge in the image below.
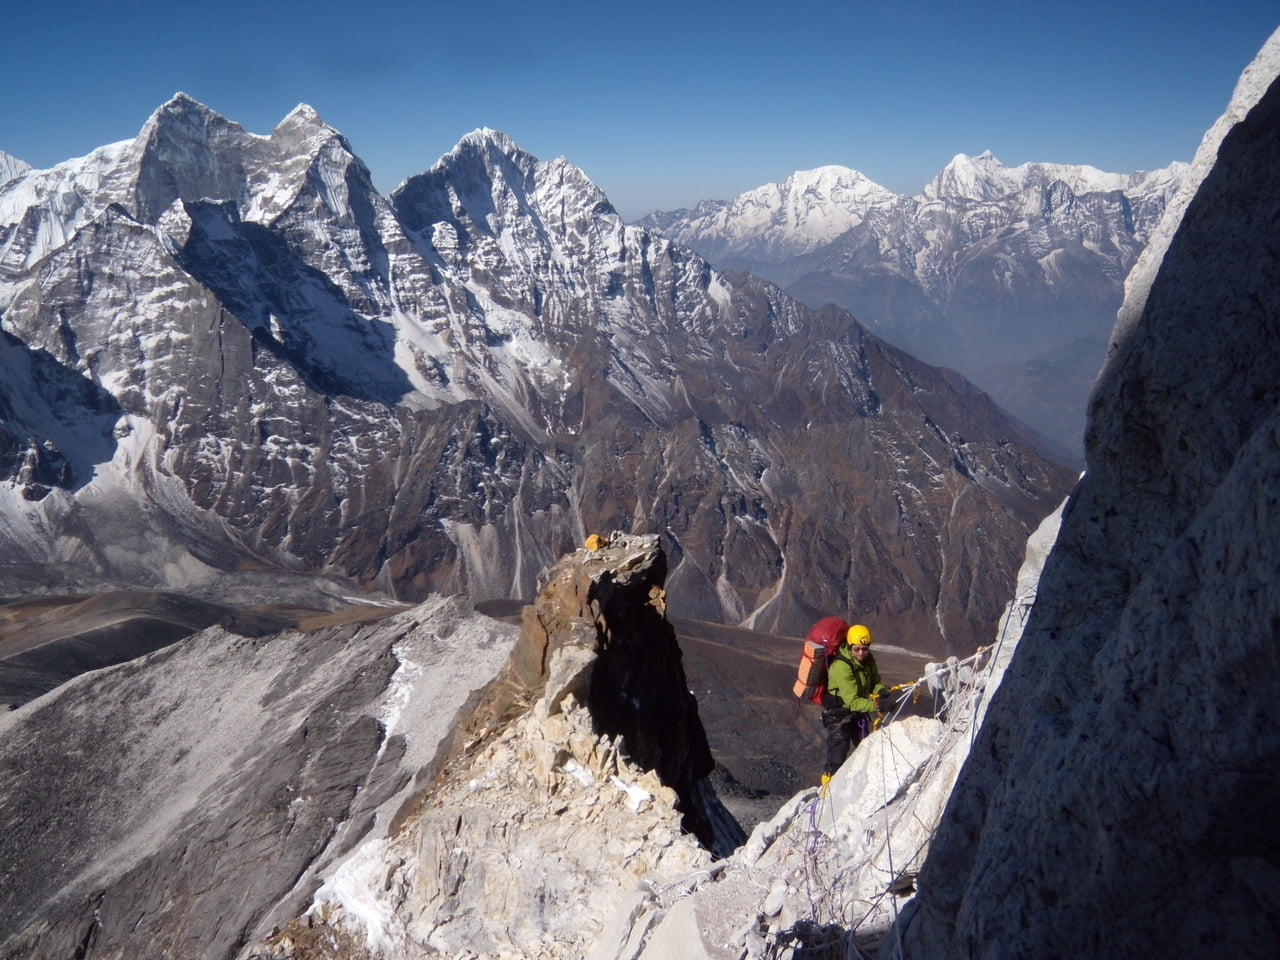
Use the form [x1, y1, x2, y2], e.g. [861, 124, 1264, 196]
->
[257, 534, 746, 959]
[549, 502, 1066, 959]
[0, 97, 1073, 657]
[0, 534, 742, 960]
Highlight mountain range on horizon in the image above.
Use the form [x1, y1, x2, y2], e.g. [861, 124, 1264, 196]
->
[1, 116, 1187, 461]
[0, 94, 1072, 662]
[640, 150, 1190, 456]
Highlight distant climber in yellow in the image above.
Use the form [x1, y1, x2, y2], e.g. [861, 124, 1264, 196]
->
[821, 624, 889, 779]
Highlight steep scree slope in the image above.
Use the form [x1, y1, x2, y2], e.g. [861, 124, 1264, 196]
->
[254, 533, 743, 959]
[0, 595, 518, 960]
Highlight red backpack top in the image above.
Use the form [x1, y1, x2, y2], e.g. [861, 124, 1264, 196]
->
[792, 617, 849, 704]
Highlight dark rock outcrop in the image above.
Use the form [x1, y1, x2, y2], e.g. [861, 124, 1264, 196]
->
[529, 534, 734, 851]
[413, 533, 741, 855]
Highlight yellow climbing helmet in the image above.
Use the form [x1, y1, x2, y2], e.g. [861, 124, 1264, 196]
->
[847, 624, 872, 646]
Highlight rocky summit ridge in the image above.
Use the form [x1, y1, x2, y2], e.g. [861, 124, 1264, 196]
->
[0, 533, 745, 960]
[0, 96, 1072, 658]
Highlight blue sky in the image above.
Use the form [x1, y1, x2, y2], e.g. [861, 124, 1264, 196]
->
[4, 1, 1276, 219]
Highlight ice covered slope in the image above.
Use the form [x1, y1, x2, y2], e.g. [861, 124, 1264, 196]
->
[890, 26, 1280, 958]
[0, 150, 28, 187]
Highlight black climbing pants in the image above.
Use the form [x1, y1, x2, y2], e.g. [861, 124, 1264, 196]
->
[822, 708, 873, 776]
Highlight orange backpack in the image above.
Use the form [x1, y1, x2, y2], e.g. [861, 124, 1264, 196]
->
[793, 617, 849, 704]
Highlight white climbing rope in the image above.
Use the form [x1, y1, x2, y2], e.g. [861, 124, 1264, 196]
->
[773, 640, 1000, 959]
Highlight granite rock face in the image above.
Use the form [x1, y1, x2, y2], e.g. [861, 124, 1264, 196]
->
[889, 28, 1280, 959]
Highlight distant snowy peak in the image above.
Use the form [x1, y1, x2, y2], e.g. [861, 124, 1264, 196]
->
[921, 150, 1190, 204]
[0, 150, 30, 187]
[451, 126, 527, 160]
[782, 164, 896, 201]
[0, 95, 373, 281]
[922, 150, 1011, 201]
[139, 92, 247, 142]
[398, 127, 621, 244]
[431, 127, 548, 192]
[268, 102, 357, 167]
[659, 164, 899, 260]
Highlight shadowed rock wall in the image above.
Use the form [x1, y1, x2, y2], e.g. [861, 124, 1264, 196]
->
[889, 31, 1280, 959]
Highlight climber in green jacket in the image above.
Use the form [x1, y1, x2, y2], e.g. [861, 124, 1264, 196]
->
[821, 624, 889, 779]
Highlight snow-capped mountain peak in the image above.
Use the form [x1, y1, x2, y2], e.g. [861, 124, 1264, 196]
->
[269, 102, 351, 158]
[921, 149, 1011, 201]
[919, 150, 1190, 205]
[454, 126, 523, 155]
[396, 126, 622, 259]
[145, 91, 223, 125]
[276, 102, 328, 131]
[433, 128, 549, 190]
[0, 150, 30, 187]
[643, 163, 899, 263]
